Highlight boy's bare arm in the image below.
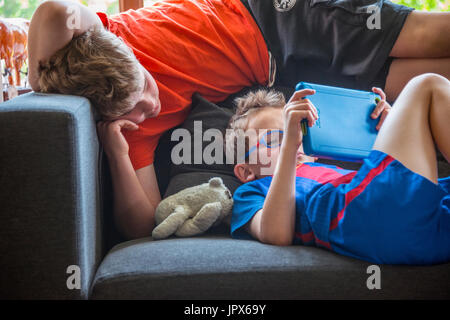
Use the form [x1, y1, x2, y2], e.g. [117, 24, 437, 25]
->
[247, 89, 318, 246]
[109, 158, 161, 239]
[247, 143, 298, 246]
[28, 0, 102, 91]
[97, 120, 161, 239]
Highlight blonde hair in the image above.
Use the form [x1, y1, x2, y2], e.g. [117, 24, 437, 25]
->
[37, 26, 142, 118]
[224, 89, 286, 163]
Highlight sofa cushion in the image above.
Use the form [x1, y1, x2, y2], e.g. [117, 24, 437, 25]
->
[162, 92, 241, 197]
[91, 228, 450, 299]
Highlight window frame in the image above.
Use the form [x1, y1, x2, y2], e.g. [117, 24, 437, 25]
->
[119, 0, 144, 11]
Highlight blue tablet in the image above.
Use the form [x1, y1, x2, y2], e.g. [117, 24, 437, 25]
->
[295, 82, 381, 162]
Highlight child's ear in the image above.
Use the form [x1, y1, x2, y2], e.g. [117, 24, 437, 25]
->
[234, 163, 257, 183]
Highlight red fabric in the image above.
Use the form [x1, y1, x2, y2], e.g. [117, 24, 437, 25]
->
[295, 163, 347, 184]
[96, 0, 269, 169]
[295, 231, 314, 243]
[329, 171, 357, 188]
[329, 156, 395, 231]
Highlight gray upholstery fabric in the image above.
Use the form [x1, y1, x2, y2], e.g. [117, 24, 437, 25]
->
[91, 226, 450, 299]
[161, 92, 243, 198]
[161, 86, 299, 198]
[0, 92, 103, 299]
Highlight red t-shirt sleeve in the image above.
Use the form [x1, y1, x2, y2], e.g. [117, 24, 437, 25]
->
[95, 1, 269, 171]
[125, 132, 163, 169]
[95, 11, 109, 30]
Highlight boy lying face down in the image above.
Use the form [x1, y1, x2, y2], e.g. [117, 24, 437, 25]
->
[225, 73, 450, 265]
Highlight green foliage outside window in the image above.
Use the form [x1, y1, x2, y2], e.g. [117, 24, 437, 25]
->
[394, 0, 449, 11]
[0, 0, 43, 19]
[0, 0, 117, 20]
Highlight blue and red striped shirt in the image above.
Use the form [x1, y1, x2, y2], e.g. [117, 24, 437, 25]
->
[231, 150, 450, 264]
[231, 159, 356, 248]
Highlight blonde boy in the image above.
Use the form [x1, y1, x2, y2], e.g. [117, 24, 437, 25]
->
[225, 74, 450, 265]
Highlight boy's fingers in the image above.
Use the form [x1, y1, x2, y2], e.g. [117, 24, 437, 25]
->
[376, 108, 390, 130]
[285, 101, 318, 119]
[113, 119, 139, 131]
[304, 110, 316, 127]
[299, 98, 319, 119]
[372, 87, 386, 101]
[371, 101, 382, 119]
[371, 100, 388, 119]
[289, 110, 316, 127]
[288, 89, 316, 104]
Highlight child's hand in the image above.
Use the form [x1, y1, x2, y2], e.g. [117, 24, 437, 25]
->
[371, 87, 392, 131]
[283, 89, 319, 149]
[96, 120, 139, 159]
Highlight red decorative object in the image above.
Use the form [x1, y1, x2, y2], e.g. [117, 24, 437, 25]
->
[0, 18, 30, 87]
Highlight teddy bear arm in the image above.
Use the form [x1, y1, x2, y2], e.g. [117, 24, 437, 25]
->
[152, 205, 191, 240]
[175, 202, 222, 237]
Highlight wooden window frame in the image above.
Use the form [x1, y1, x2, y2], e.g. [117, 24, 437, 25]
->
[119, 0, 144, 12]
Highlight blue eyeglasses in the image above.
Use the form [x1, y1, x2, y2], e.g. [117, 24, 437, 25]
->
[245, 129, 284, 159]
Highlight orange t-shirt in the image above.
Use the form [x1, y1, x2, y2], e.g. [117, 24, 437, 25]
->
[96, 0, 269, 170]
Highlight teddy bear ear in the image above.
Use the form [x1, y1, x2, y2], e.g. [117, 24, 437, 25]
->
[209, 177, 223, 187]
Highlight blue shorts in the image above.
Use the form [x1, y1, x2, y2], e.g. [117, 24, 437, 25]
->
[306, 150, 450, 265]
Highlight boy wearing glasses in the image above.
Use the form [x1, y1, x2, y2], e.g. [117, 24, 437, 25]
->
[224, 73, 450, 265]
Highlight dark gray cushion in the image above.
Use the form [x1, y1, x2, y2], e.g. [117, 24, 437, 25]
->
[162, 92, 241, 198]
[161, 86, 299, 198]
[91, 229, 450, 299]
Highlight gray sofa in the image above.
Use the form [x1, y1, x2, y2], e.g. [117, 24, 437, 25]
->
[1, 91, 449, 300]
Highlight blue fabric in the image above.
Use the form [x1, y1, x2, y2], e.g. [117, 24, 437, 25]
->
[231, 150, 450, 265]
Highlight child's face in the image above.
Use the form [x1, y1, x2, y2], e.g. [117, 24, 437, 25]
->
[108, 65, 161, 124]
[234, 107, 316, 182]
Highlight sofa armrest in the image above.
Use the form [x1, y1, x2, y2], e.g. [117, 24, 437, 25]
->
[0, 92, 103, 299]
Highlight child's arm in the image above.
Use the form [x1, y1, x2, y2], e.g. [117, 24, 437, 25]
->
[247, 89, 318, 246]
[96, 120, 161, 239]
[28, 0, 102, 91]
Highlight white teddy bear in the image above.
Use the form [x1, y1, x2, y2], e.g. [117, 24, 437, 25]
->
[152, 177, 234, 240]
